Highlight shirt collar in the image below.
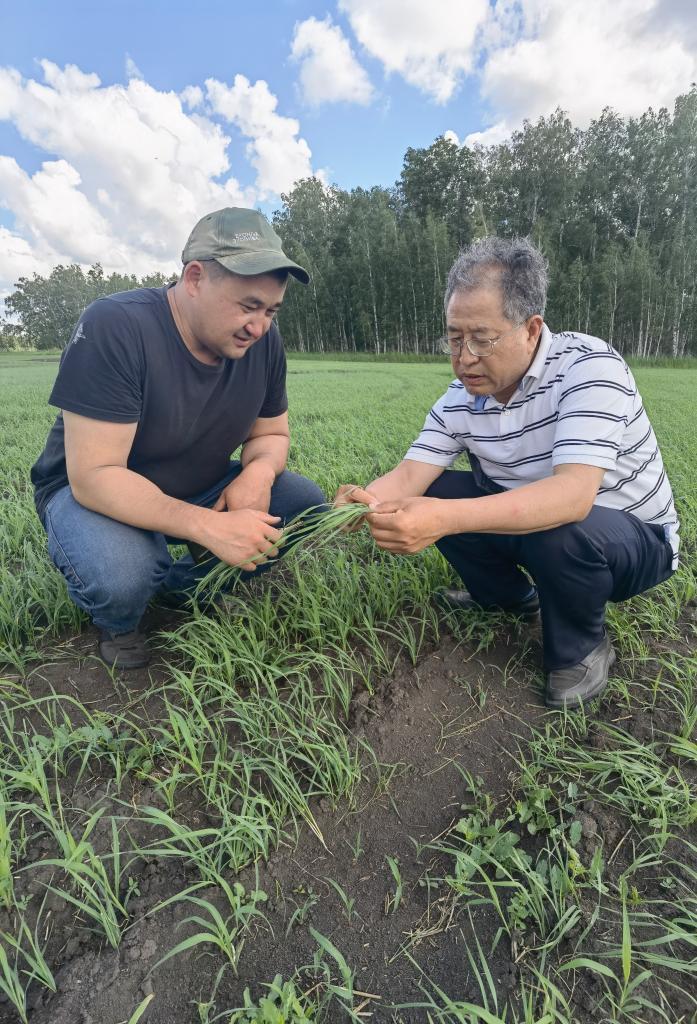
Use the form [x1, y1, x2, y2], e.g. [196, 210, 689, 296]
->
[521, 322, 553, 385]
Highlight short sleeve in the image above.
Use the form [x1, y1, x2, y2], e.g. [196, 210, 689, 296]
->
[404, 389, 466, 467]
[48, 297, 143, 423]
[553, 352, 635, 470]
[257, 323, 288, 418]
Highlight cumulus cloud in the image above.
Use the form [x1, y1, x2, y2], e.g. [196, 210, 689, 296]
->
[336, 0, 696, 137]
[125, 55, 144, 81]
[0, 157, 117, 264]
[0, 60, 318, 300]
[466, 0, 697, 143]
[0, 226, 59, 302]
[205, 75, 315, 197]
[339, 0, 489, 103]
[291, 15, 374, 107]
[180, 84, 203, 109]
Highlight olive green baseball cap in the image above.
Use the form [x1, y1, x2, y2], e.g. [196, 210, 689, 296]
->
[182, 207, 310, 285]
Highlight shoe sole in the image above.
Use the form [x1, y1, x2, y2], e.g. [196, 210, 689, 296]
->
[545, 648, 616, 710]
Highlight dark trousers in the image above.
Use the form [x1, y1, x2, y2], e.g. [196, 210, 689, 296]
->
[425, 471, 675, 670]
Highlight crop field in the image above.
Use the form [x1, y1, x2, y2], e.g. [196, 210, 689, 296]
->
[0, 350, 696, 1024]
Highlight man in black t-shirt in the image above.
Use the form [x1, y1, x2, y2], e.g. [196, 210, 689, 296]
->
[31, 208, 325, 669]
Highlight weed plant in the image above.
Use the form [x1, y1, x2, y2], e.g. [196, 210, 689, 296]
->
[1, 355, 696, 1020]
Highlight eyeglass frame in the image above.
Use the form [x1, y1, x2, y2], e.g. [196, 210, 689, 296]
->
[438, 320, 527, 359]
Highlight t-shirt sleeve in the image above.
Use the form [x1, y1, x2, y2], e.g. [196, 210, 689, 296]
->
[257, 324, 288, 418]
[553, 351, 635, 470]
[48, 298, 143, 423]
[404, 388, 466, 466]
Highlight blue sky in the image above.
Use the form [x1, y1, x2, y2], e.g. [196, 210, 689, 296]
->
[0, 0, 487, 196]
[1, 0, 696, 300]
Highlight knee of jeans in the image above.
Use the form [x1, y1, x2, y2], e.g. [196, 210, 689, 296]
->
[273, 473, 326, 520]
[78, 539, 170, 615]
[304, 481, 327, 511]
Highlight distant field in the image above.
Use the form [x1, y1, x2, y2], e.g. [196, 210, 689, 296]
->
[0, 352, 695, 1024]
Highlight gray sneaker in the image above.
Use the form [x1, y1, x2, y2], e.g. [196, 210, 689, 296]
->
[97, 628, 150, 670]
[437, 587, 542, 626]
[545, 634, 615, 709]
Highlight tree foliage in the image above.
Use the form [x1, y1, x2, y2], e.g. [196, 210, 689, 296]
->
[274, 89, 697, 357]
[4, 264, 172, 350]
[5, 89, 697, 356]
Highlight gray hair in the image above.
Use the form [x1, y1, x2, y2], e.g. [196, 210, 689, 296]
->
[444, 237, 549, 322]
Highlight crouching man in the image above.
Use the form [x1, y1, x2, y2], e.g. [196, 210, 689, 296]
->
[337, 237, 678, 709]
[31, 208, 325, 670]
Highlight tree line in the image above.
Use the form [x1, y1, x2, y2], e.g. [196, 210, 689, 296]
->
[0, 264, 171, 350]
[3, 88, 697, 356]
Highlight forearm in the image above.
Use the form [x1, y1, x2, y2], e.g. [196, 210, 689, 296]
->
[367, 460, 441, 502]
[240, 433, 289, 480]
[437, 475, 593, 536]
[70, 466, 214, 544]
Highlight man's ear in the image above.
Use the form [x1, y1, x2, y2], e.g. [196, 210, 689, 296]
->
[527, 314, 544, 346]
[182, 260, 205, 296]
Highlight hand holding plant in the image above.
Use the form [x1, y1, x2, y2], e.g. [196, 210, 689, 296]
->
[333, 484, 377, 532]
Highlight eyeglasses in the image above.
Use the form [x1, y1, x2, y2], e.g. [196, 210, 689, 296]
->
[439, 321, 525, 359]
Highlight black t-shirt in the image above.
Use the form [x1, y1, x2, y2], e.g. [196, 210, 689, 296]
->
[31, 286, 288, 520]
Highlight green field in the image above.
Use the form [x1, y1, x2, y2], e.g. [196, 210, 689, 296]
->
[0, 351, 695, 1024]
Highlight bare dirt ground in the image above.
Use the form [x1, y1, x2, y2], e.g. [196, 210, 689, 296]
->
[2, 608, 695, 1024]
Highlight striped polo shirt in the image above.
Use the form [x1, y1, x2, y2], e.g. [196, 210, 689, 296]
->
[405, 325, 679, 567]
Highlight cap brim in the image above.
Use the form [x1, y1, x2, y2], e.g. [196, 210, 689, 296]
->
[214, 251, 310, 285]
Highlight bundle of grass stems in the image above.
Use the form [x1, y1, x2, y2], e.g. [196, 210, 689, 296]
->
[192, 501, 368, 604]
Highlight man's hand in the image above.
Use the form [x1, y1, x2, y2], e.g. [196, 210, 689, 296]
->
[334, 484, 378, 532]
[198, 508, 283, 571]
[366, 496, 449, 553]
[213, 462, 275, 514]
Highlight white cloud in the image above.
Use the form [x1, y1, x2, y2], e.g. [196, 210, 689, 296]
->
[0, 60, 320, 300]
[0, 157, 116, 264]
[41, 61, 100, 93]
[0, 226, 59, 303]
[291, 16, 374, 107]
[443, 129, 460, 145]
[464, 122, 514, 148]
[466, 0, 697, 143]
[339, 0, 489, 103]
[337, 0, 696, 137]
[205, 74, 315, 197]
[125, 55, 144, 81]
[180, 84, 203, 109]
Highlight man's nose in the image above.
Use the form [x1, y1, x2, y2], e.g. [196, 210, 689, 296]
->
[244, 315, 267, 340]
[455, 344, 480, 367]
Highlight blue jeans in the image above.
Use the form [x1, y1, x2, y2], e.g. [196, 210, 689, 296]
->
[41, 463, 326, 634]
[425, 471, 675, 671]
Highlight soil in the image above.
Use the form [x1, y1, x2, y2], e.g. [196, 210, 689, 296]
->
[1, 607, 696, 1024]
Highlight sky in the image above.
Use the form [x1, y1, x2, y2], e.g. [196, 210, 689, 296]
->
[1, 0, 697, 304]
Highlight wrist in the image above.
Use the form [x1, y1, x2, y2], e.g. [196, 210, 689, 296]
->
[240, 459, 277, 486]
[184, 504, 220, 547]
[436, 498, 467, 537]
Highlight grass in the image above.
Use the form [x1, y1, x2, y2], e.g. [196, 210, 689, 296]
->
[149, 874, 269, 976]
[0, 352, 696, 1021]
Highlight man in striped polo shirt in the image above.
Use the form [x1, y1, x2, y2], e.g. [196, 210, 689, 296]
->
[338, 237, 678, 709]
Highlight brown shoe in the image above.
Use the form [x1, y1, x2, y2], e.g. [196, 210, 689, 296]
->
[97, 628, 150, 669]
